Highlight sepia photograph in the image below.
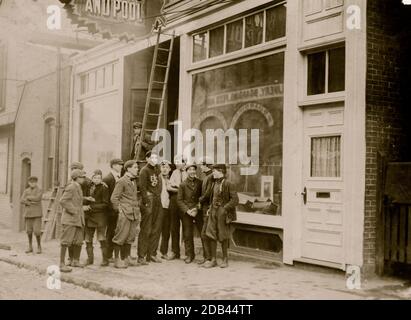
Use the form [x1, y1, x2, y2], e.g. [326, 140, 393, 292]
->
[0, 0, 411, 309]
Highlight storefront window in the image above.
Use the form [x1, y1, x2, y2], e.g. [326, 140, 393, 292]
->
[245, 12, 264, 48]
[193, 32, 208, 62]
[192, 53, 284, 216]
[226, 20, 243, 53]
[210, 26, 224, 58]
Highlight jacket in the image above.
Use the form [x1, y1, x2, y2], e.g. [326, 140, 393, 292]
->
[20, 186, 43, 218]
[199, 171, 214, 210]
[60, 181, 85, 227]
[85, 183, 110, 228]
[139, 163, 161, 205]
[111, 174, 140, 221]
[177, 177, 202, 213]
[209, 179, 239, 222]
[103, 172, 119, 216]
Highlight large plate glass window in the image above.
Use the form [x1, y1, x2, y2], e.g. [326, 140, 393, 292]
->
[192, 53, 285, 216]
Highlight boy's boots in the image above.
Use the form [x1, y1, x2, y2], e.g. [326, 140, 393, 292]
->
[85, 243, 94, 265]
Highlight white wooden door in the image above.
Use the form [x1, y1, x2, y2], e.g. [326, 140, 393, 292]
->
[301, 106, 344, 265]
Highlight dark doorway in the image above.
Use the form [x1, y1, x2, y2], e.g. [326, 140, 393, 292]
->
[122, 37, 180, 162]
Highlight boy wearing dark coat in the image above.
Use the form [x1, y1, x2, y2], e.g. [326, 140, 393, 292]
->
[203, 164, 239, 269]
[177, 164, 205, 264]
[138, 151, 162, 264]
[84, 170, 110, 266]
[20, 176, 43, 254]
[111, 160, 141, 269]
[59, 169, 86, 273]
[103, 158, 124, 262]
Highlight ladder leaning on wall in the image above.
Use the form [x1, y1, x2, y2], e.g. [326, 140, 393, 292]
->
[134, 28, 176, 162]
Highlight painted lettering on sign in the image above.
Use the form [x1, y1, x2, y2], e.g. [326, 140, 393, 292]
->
[83, 0, 143, 23]
[206, 84, 284, 109]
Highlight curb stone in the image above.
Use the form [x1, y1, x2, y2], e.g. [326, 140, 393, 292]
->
[0, 255, 146, 300]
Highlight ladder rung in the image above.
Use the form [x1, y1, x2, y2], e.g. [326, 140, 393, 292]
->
[145, 129, 156, 132]
[148, 113, 161, 116]
[150, 97, 164, 101]
[155, 64, 168, 68]
[153, 81, 166, 85]
[158, 48, 169, 52]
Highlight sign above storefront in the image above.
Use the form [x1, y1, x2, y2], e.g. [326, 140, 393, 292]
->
[62, 0, 158, 40]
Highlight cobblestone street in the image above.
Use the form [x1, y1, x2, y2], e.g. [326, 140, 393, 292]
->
[0, 261, 114, 300]
[0, 225, 410, 300]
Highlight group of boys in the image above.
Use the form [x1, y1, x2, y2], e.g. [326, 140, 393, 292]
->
[21, 149, 239, 273]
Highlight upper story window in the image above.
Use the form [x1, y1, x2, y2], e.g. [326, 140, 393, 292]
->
[307, 46, 345, 96]
[192, 2, 286, 63]
[79, 62, 117, 97]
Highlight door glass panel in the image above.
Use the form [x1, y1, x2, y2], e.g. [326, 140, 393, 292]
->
[328, 47, 345, 93]
[311, 136, 341, 177]
[307, 51, 326, 95]
[193, 32, 209, 62]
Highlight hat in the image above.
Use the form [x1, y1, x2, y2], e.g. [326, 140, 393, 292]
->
[133, 122, 143, 129]
[28, 176, 38, 182]
[212, 164, 227, 173]
[70, 162, 84, 170]
[71, 169, 86, 180]
[110, 158, 124, 167]
[92, 169, 103, 178]
[199, 156, 214, 167]
[185, 163, 197, 171]
[124, 160, 137, 171]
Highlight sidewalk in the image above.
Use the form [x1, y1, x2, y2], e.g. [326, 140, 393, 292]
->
[0, 227, 410, 300]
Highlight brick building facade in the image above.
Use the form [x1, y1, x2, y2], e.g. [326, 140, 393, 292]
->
[364, 0, 411, 274]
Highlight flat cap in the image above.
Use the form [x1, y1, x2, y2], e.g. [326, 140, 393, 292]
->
[185, 163, 197, 171]
[28, 176, 38, 182]
[212, 164, 227, 173]
[71, 169, 86, 180]
[110, 158, 124, 167]
[133, 122, 143, 129]
[70, 162, 84, 170]
[124, 160, 137, 171]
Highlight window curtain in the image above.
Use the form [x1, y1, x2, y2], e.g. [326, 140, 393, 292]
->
[311, 136, 341, 177]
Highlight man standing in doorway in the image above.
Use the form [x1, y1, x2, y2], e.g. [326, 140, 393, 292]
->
[111, 160, 141, 269]
[103, 158, 124, 262]
[138, 151, 162, 264]
[131, 121, 154, 161]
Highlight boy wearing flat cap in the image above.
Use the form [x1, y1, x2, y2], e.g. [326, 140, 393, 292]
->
[84, 170, 110, 266]
[111, 160, 141, 269]
[59, 169, 87, 273]
[20, 176, 43, 254]
[177, 163, 206, 264]
[103, 158, 124, 262]
[138, 151, 162, 264]
[203, 164, 239, 269]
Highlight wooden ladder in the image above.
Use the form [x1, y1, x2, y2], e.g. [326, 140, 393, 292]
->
[43, 186, 64, 241]
[134, 28, 175, 161]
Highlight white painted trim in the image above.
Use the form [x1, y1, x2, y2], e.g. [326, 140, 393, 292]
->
[343, 0, 367, 268]
[282, 0, 303, 266]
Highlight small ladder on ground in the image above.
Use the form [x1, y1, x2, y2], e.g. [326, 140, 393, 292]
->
[135, 28, 175, 161]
